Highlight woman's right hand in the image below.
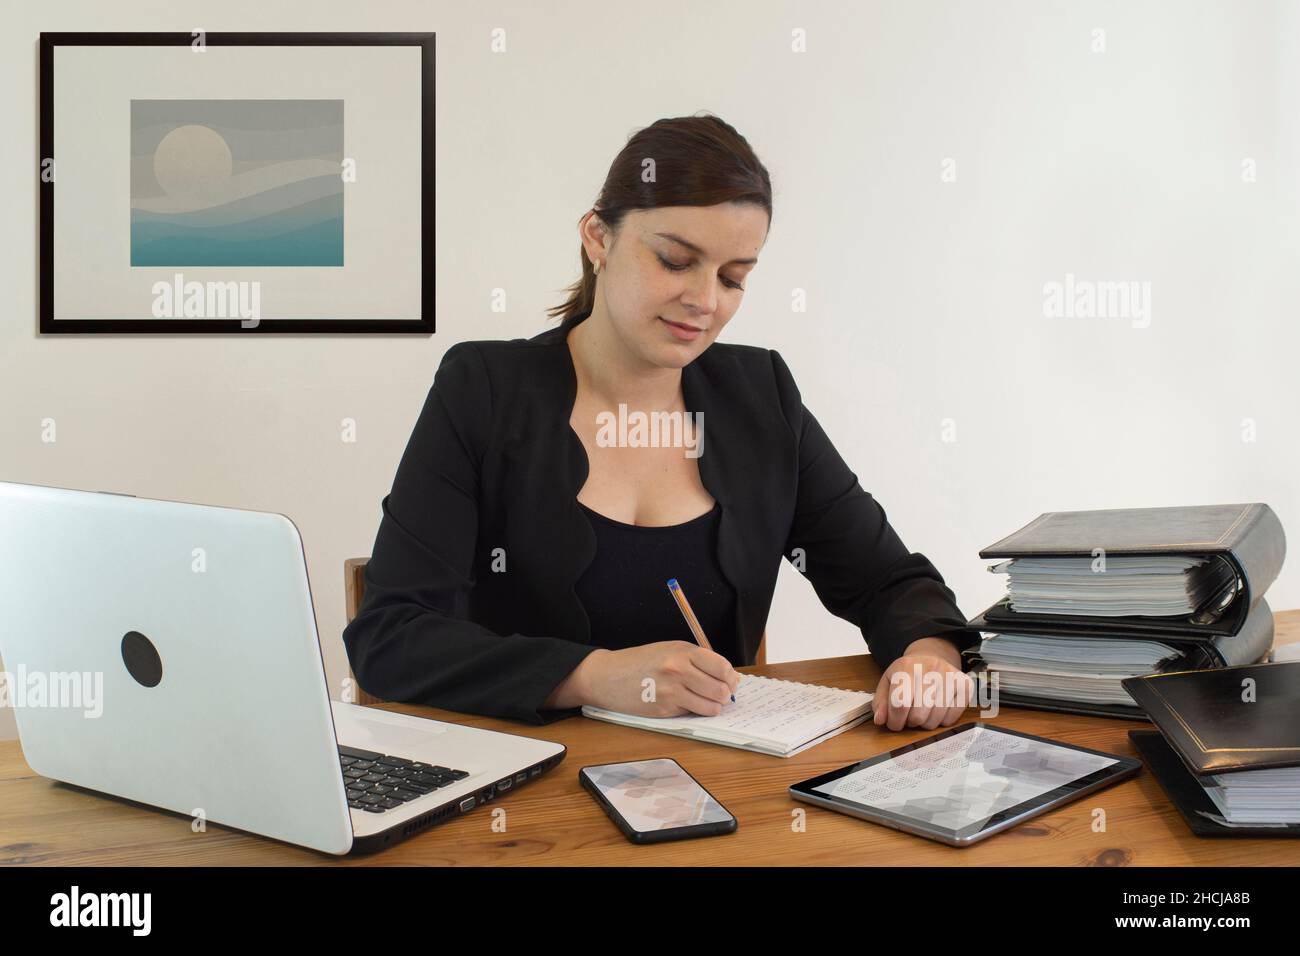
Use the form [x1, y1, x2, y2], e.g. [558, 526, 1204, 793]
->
[554, 642, 740, 717]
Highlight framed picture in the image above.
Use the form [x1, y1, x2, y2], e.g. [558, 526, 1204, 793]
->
[39, 32, 434, 333]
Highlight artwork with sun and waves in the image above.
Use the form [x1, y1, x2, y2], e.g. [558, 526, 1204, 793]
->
[130, 100, 344, 267]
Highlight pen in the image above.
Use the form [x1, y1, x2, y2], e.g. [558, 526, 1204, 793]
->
[666, 577, 736, 703]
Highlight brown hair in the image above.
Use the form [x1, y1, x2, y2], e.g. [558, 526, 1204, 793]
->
[547, 112, 773, 332]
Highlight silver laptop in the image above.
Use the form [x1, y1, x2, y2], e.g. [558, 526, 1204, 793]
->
[0, 479, 566, 855]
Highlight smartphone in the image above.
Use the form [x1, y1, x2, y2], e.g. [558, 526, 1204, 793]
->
[579, 757, 737, 844]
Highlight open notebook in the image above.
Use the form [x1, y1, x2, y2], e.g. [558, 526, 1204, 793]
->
[581, 673, 874, 757]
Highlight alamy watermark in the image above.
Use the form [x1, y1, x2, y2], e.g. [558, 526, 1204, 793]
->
[50, 886, 150, 935]
[151, 273, 261, 326]
[0, 665, 103, 718]
[1042, 273, 1151, 328]
[885, 664, 1000, 718]
[595, 404, 704, 458]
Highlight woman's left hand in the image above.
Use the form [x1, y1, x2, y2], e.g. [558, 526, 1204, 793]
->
[872, 636, 973, 732]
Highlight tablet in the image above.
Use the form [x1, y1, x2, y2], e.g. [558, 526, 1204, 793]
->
[789, 722, 1141, 846]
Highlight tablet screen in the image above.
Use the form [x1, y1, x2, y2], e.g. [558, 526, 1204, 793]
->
[810, 725, 1119, 834]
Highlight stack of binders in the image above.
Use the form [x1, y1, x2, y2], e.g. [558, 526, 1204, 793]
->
[1124, 662, 1300, 837]
[965, 503, 1286, 720]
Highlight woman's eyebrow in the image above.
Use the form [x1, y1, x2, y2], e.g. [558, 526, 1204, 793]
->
[654, 231, 758, 266]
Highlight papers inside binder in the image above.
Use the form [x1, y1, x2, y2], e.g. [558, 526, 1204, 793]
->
[989, 554, 1239, 618]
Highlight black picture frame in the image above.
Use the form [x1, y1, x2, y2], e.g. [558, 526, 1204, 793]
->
[39, 32, 435, 334]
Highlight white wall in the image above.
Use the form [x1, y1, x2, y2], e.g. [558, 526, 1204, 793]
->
[3, 0, 1297, 740]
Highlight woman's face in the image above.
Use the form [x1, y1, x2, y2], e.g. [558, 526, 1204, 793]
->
[582, 202, 768, 369]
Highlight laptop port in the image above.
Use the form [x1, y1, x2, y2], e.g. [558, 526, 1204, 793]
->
[458, 796, 476, 813]
[496, 777, 513, 791]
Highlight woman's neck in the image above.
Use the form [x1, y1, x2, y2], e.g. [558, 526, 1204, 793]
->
[568, 306, 683, 410]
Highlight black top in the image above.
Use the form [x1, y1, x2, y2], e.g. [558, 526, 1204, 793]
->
[342, 317, 980, 725]
[574, 500, 741, 665]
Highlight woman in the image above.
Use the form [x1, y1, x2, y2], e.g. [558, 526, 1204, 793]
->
[343, 114, 977, 732]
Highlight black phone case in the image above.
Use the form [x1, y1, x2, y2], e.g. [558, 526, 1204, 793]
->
[578, 758, 737, 844]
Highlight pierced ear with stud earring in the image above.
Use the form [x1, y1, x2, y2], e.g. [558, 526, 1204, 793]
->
[592, 258, 603, 275]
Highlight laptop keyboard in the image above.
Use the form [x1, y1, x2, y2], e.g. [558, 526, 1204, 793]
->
[339, 744, 470, 814]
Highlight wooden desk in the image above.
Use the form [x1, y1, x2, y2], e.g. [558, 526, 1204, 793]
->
[3, 613, 1298, 867]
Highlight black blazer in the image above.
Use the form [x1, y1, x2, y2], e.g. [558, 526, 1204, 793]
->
[342, 323, 980, 725]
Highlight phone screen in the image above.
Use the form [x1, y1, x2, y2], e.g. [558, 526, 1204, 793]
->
[582, 758, 733, 834]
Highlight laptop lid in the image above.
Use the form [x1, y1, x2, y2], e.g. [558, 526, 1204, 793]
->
[0, 480, 353, 854]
